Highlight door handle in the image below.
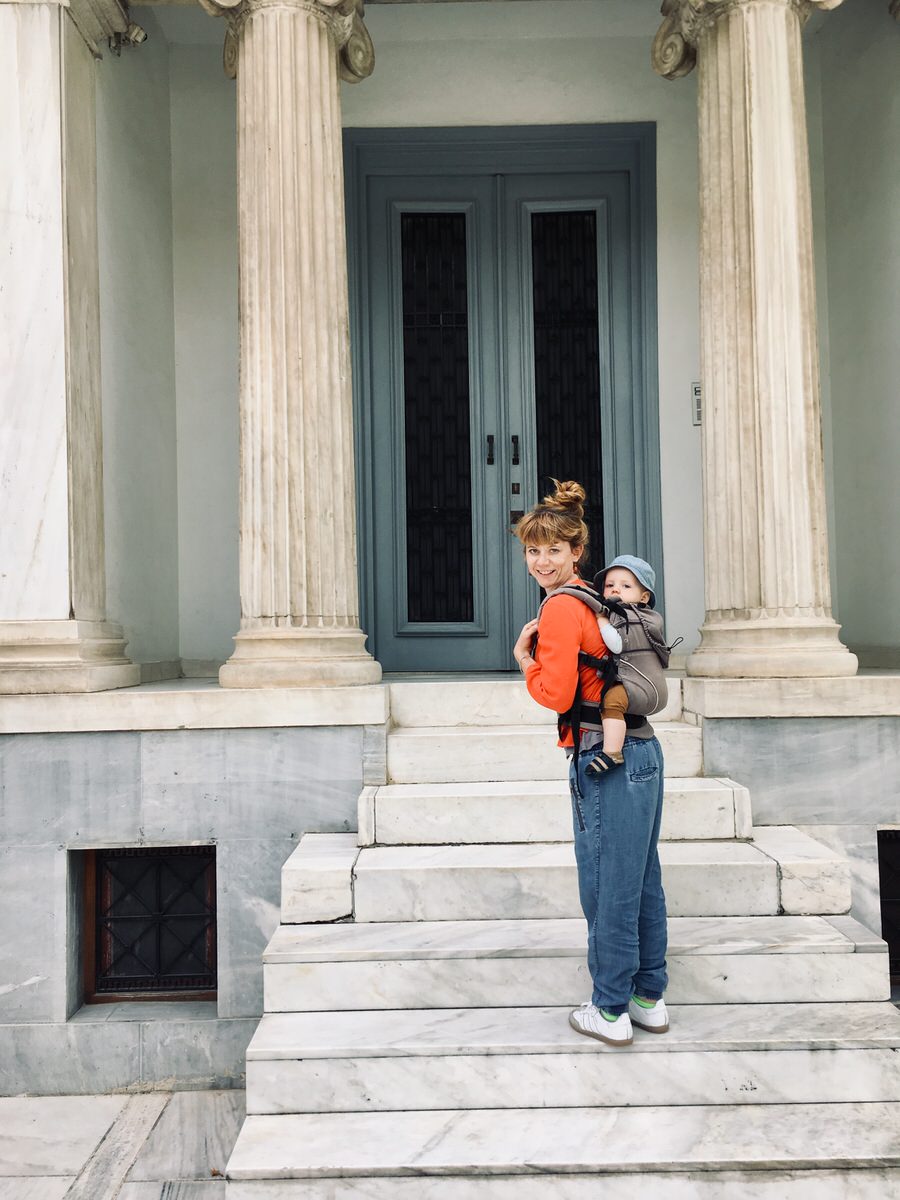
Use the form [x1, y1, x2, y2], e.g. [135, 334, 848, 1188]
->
[511, 435, 520, 466]
[487, 435, 495, 465]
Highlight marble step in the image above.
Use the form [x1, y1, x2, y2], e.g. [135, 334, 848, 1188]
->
[226, 1102, 900, 1189]
[360, 776, 751, 846]
[350, 830, 850, 922]
[388, 675, 684, 727]
[386, 721, 702, 783]
[280, 834, 359, 924]
[226, 1167, 900, 1200]
[243, 1002, 900, 1115]
[264, 915, 889, 1011]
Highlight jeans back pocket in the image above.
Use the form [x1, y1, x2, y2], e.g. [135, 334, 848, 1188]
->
[629, 764, 659, 783]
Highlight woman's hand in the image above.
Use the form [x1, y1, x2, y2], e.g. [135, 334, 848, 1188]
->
[513, 619, 539, 669]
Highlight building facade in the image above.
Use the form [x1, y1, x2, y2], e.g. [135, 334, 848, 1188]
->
[1, 0, 898, 1092]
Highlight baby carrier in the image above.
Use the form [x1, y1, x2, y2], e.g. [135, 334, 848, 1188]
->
[554, 584, 673, 716]
[539, 581, 679, 755]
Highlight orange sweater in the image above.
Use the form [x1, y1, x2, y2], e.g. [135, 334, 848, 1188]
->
[524, 590, 608, 748]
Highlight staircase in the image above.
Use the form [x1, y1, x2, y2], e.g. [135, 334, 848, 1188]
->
[226, 679, 900, 1197]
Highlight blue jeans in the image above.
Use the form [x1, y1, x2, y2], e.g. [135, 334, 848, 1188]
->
[569, 735, 668, 1014]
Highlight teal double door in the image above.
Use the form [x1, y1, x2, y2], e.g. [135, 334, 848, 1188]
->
[348, 128, 660, 673]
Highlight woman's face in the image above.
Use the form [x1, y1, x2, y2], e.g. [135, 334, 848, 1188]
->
[524, 540, 583, 593]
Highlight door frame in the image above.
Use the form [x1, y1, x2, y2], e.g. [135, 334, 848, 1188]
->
[344, 124, 662, 660]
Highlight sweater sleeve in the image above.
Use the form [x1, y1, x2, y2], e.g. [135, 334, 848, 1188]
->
[524, 595, 593, 714]
[600, 622, 622, 655]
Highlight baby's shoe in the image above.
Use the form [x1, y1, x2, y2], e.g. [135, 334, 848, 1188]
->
[585, 750, 624, 777]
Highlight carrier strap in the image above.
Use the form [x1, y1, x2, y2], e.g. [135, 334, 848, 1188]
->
[559, 696, 648, 754]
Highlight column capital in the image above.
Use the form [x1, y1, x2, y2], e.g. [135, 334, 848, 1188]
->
[198, 0, 373, 81]
[0, 0, 132, 58]
[652, 0, 843, 79]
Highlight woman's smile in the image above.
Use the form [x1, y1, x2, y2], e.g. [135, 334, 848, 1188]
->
[524, 541, 582, 592]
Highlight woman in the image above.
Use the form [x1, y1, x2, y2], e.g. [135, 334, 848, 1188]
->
[512, 480, 668, 1047]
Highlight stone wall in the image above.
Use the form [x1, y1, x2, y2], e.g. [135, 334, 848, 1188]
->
[96, 7, 181, 674]
[170, 43, 240, 674]
[817, 0, 900, 666]
[0, 725, 367, 1094]
[703, 716, 900, 941]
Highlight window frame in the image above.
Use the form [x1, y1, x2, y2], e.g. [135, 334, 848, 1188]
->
[82, 846, 218, 1004]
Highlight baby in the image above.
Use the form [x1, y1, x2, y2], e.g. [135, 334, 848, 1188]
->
[586, 555, 660, 777]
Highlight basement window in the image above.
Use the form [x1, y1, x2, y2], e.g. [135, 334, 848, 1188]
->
[83, 846, 217, 1002]
[878, 831, 900, 983]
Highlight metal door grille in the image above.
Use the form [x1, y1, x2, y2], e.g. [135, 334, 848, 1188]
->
[91, 847, 216, 996]
[531, 210, 604, 571]
[401, 212, 474, 623]
[878, 830, 900, 979]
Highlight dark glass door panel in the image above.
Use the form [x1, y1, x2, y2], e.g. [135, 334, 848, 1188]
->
[401, 213, 474, 623]
[531, 210, 605, 573]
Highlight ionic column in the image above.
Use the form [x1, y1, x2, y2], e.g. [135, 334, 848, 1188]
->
[200, 0, 380, 687]
[653, 0, 857, 677]
[0, 0, 139, 693]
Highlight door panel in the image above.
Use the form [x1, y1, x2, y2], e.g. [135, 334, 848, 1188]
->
[352, 135, 659, 674]
[502, 174, 631, 641]
[368, 177, 511, 671]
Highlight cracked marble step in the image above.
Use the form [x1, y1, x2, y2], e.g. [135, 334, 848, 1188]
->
[243, 1002, 900, 1114]
[349, 832, 850, 922]
[263, 914, 889, 1011]
[385, 721, 702, 783]
[279, 824, 851, 925]
[226, 1102, 900, 1183]
[360, 776, 751, 845]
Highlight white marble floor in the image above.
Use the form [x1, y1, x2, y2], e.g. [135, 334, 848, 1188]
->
[0, 1090, 243, 1200]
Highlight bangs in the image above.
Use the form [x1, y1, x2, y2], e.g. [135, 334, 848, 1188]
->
[516, 510, 561, 545]
[514, 507, 588, 551]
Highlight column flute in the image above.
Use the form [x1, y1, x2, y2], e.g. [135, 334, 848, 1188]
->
[653, 0, 857, 678]
[201, 0, 380, 686]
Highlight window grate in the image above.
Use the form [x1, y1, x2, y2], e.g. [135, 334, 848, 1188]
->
[87, 847, 216, 999]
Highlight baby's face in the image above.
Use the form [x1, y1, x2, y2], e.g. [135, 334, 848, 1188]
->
[603, 567, 650, 605]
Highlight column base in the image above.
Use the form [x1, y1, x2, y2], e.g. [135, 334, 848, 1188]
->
[0, 620, 140, 694]
[219, 626, 382, 688]
[686, 614, 858, 678]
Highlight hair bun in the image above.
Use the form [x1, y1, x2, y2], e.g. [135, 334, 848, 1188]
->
[542, 479, 586, 518]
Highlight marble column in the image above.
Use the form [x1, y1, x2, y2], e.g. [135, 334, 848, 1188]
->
[0, 0, 139, 693]
[653, 0, 857, 678]
[201, 0, 381, 688]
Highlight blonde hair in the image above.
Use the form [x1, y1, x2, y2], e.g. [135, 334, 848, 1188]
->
[514, 479, 589, 554]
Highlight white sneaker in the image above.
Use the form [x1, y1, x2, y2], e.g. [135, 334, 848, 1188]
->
[628, 995, 669, 1033]
[568, 1002, 633, 1046]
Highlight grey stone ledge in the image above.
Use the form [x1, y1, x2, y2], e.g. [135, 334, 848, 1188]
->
[0, 679, 389, 734]
[684, 672, 900, 719]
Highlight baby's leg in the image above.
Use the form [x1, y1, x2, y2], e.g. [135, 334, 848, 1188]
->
[602, 715, 626, 761]
[586, 684, 628, 776]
